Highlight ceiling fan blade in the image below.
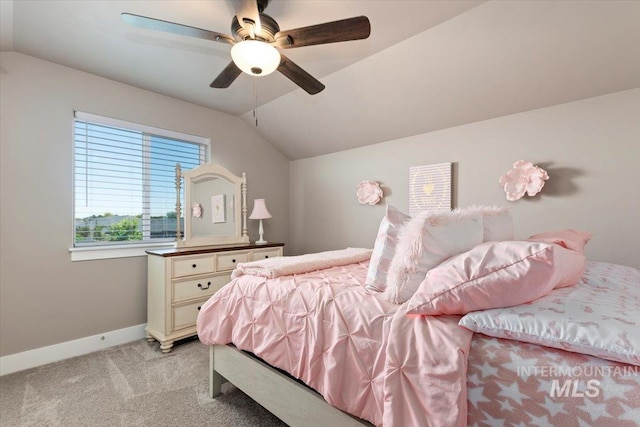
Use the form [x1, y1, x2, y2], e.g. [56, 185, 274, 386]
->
[210, 61, 242, 88]
[121, 13, 235, 45]
[231, 0, 261, 34]
[275, 16, 370, 49]
[277, 54, 325, 95]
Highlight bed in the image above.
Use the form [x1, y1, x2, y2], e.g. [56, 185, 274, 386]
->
[196, 208, 640, 426]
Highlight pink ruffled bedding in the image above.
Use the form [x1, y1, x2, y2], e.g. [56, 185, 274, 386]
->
[197, 261, 473, 426]
[197, 259, 640, 426]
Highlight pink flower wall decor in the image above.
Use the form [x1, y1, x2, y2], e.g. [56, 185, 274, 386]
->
[357, 180, 383, 205]
[499, 161, 549, 201]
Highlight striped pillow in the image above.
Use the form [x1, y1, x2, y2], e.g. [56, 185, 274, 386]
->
[365, 205, 410, 292]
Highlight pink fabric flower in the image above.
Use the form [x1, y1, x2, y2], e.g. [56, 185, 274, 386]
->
[499, 161, 549, 201]
[357, 180, 383, 205]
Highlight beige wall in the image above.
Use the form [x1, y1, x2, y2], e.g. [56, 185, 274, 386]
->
[1, 51, 638, 359]
[289, 89, 640, 270]
[0, 52, 289, 356]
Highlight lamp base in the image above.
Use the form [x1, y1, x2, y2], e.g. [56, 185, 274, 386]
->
[255, 219, 267, 245]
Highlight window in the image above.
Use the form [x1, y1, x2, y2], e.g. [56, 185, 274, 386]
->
[72, 112, 208, 259]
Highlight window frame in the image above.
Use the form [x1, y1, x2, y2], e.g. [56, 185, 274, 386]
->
[69, 111, 209, 261]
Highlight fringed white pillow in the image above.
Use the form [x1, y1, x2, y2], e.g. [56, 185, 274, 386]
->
[383, 209, 484, 304]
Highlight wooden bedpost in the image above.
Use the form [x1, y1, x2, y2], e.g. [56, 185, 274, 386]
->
[209, 346, 225, 398]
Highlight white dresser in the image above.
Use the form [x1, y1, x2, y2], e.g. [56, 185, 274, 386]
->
[146, 243, 284, 352]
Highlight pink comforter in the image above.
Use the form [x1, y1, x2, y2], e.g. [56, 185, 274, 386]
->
[197, 261, 473, 426]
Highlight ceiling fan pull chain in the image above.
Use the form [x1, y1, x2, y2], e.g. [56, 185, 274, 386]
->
[254, 80, 258, 127]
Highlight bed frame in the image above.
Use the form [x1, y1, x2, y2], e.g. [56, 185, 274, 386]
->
[209, 345, 372, 426]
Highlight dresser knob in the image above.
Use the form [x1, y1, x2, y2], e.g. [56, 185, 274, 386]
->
[198, 282, 211, 290]
[197, 306, 202, 311]
[232, 259, 236, 263]
[192, 264, 197, 268]
[265, 255, 269, 258]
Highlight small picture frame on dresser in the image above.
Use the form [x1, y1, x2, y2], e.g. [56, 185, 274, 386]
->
[211, 194, 225, 223]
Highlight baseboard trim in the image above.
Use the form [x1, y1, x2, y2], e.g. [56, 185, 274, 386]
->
[0, 323, 147, 376]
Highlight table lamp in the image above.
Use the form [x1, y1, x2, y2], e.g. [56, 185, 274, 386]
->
[249, 199, 272, 245]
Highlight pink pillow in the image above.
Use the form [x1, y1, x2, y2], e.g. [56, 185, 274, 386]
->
[406, 241, 587, 316]
[527, 229, 592, 254]
[365, 205, 410, 292]
[384, 209, 484, 304]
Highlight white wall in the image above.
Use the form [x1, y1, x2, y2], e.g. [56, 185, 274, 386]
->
[289, 89, 640, 269]
[0, 52, 289, 357]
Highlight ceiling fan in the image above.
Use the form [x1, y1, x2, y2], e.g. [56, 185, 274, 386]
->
[122, 0, 371, 95]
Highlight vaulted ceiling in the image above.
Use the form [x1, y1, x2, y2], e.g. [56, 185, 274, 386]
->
[2, 1, 639, 159]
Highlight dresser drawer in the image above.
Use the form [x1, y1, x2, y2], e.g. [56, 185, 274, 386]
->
[217, 251, 249, 271]
[172, 300, 206, 331]
[251, 247, 282, 261]
[172, 273, 231, 302]
[172, 255, 215, 278]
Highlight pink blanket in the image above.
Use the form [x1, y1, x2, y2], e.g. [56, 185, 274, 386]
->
[230, 247, 372, 279]
[197, 261, 473, 426]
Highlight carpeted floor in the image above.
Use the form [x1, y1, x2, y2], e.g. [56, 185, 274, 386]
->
[0, 338, 287, 426]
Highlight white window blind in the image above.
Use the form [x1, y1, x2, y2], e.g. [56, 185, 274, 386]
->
[73, 112, 207, 248]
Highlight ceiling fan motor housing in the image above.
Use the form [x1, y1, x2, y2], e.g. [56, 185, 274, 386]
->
[232, 13, 280, 42]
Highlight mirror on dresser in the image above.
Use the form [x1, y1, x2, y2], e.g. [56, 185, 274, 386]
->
[175, 163, 250, 247]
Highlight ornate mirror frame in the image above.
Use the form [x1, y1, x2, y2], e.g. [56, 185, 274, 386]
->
[175, 163, 249, 248]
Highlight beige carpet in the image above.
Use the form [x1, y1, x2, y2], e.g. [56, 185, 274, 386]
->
[0, 338, 287, 426]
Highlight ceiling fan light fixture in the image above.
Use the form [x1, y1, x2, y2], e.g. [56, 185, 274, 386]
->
[231, 40, 281, 76]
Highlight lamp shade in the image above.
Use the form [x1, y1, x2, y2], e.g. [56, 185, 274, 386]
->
[249, 199, 272, 220]
[231, 40, 281, 76]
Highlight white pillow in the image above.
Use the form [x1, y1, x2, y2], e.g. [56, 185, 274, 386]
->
[459, 262, 640, 366]
[365, 205, 410, 292]
[458, 205, 513, 242]
[383, 209, 484, 304]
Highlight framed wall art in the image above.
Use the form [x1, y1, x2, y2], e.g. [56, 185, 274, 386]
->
[409, 162, 452, 215]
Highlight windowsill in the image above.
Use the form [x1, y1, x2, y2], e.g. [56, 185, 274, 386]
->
[69, 242, 175, 261]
